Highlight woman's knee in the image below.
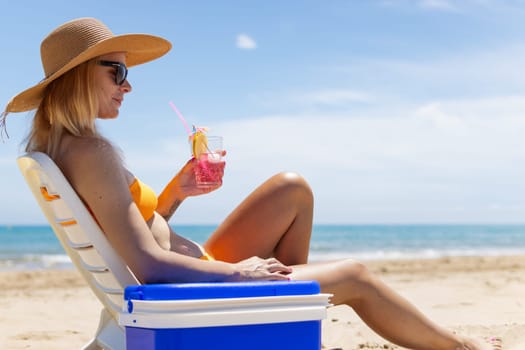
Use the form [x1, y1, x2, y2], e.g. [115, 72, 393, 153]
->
[327, 259, 375, 304]
[337, 259, 371, 282]
[271, 172, 313, 203]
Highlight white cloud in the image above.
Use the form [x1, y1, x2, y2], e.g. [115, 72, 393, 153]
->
[236, 34, 257, 50]
[418, 0, 459, 12]
[300, 89, 373, 105]
[381, 0, 506, 12]
[380, 0, 458, 11]
[138, 93, 525, 224]
[324, 43, 525, 102]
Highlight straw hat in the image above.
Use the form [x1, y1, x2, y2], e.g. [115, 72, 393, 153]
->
[4, 17, 172, 113]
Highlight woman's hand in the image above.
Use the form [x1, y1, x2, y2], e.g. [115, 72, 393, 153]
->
[174, 151, 226, 197]
[227, 256, 293, 281]
[156, 151, 226, 220]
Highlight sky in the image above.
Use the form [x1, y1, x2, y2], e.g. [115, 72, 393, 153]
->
[1, 0, 525, 225]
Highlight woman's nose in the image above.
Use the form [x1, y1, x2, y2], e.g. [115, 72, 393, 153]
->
[121, 79, 132, 93]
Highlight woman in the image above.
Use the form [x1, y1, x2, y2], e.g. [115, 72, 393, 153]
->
[1, 18, 495, 350]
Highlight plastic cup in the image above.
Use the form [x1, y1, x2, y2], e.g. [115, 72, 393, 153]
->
[194, 136, 223, 187]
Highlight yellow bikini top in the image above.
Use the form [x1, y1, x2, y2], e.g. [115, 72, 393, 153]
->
[129, 178, 158, 221]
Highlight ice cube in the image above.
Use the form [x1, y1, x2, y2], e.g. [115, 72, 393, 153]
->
[207, 153, 221, 163]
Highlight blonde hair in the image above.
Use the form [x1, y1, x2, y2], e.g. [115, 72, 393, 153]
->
[24, 59, 100, 159]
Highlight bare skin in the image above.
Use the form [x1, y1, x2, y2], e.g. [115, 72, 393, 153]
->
[203, 173, 491, 350]
[52, 52, 492, 350]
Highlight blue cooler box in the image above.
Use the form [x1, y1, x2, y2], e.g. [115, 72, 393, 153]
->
[119, 281, 331, 350]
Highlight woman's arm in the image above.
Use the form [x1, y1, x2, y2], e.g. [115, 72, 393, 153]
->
[57, 139, 286, 284]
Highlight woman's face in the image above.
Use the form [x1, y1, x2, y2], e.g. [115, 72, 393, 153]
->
[95, 52, 132, 119]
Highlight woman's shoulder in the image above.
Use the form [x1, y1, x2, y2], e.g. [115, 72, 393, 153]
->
[61, 135, 119, 161]
[64, 134, 112, 152]
[58, 135, 124, 180]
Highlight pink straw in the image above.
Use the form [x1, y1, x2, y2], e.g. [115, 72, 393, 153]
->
[169, 101, 192, 135]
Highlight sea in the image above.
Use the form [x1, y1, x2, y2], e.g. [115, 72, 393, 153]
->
[2, 224, 525, 271]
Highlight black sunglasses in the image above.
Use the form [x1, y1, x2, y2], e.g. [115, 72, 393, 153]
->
[98, 60, 128, 85]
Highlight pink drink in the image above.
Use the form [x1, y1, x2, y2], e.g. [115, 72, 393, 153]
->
[195, 153, 222, 187]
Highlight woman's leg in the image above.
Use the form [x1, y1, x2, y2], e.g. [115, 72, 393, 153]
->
[204, 172, 313, 265]
[290, 260, 490, 350]
[205, 173, 491, 349]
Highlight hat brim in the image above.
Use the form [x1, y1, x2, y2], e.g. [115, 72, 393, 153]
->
[6, 33, 171, 113]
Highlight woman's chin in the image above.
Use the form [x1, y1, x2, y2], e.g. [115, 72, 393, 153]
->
[97, 111, 120, 119]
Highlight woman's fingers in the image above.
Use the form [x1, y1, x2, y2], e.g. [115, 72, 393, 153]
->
[237, 257, 292, 280]
[266, 259, 293, 274]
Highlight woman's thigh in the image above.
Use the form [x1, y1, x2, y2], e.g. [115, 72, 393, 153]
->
[203, 172, 314, 264]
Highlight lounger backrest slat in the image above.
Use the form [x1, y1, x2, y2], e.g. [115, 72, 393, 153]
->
[17, 152, 140, 321]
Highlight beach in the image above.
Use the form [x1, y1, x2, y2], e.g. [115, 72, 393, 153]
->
[1, 255, 524, 349]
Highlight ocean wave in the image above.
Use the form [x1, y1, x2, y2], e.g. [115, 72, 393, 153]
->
[308, 247, 525, 262]
[0, 254, 73, 271]
[2, 247, 525, 271]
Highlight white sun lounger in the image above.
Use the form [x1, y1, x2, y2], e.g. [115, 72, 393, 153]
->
[18, 151, 137, 349]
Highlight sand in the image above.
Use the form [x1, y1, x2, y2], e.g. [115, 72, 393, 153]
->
[1, 255, 524, 349]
